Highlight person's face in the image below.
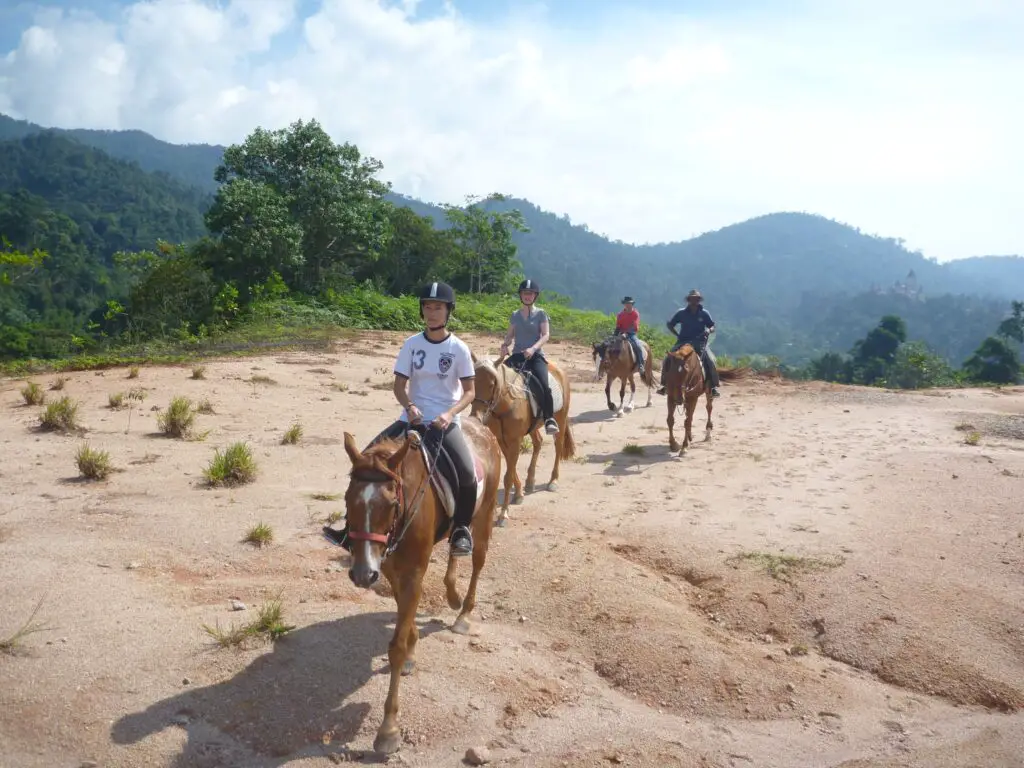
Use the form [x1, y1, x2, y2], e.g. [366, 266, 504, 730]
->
[623, 302, 634, 311]
[520, 290, 538, 305]
[686, 297, 700, 310]
[422, 300, 448, 327]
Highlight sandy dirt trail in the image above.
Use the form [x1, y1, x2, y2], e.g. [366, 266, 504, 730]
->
[1, 332, 1023, 768]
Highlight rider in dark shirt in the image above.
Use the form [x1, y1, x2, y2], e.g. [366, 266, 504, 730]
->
[656, 289, 721, 397]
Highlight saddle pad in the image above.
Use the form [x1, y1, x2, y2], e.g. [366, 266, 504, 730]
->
[521, 371, 564, 422]
[429, 448, 485, 521]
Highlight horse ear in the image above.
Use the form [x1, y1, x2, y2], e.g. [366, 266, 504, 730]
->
[387, 436, 412, 470]
[343, 432, 362, 464]
[470, 349, 479, 364]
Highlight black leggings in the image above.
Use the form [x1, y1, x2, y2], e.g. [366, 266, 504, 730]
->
[505, 352, 554, 420]
[370, 420, 476, 527]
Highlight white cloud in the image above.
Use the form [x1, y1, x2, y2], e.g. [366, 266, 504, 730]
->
[1, 0, 1023, 260]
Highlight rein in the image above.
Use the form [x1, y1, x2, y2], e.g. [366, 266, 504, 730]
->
[347, 429, 444, 560]
[474, 357, 529, 422]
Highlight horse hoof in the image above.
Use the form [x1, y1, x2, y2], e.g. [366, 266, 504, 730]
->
[669, 443, 679, 453]
[625, 405, 634, 413]
[547, 481, 558, 492]
[523, 484, 534, 496]
[495, 516, 508, 527]
[451, 617, 472, 635]
[401, 658, 416, 676]
[607, 403, 616, 412]
[374, 729, 402, 755]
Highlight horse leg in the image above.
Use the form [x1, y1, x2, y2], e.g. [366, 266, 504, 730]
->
[374, 572, 423, 754]
[668, 398, 679, 453]
[704, 389, 714, 441]
[547, 417, 565, 491]
[525, 429, 543, 493]
[683, 395, 696, 451]
[625, 375, 636, 413]
[453, 533, 490, 635]
[605, 375, 615, 411]
[496, 442, 516, 525]
[616, 376, 627, 417]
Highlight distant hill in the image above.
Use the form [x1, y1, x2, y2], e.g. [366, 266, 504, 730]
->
[1, 112, 1021, 364]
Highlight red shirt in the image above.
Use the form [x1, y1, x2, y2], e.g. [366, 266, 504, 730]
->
[616, 308, 640, 333]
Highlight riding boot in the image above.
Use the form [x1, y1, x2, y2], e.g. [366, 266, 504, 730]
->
[656, 355, 670, 395]
[541, 390, 559, 434]
[450, 483, 476, 556]
[704, 351, 721, 397]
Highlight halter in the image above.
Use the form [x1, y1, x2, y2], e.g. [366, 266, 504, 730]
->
[473, 358, 530, 423]
[346, 429, 444, 560]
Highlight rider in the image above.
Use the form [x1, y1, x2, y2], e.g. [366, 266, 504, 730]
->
[615, 296, 645, 377]
[656, 289, 721, 398]
[500, 278, 560, 435]
[323, 281, 479, 557]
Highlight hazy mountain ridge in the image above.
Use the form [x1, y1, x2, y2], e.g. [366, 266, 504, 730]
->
[1, 113, 1021, 364]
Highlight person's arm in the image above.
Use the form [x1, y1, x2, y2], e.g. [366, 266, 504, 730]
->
[632, 310, 641, 333]
[500, 319, 515, 356]
[703, 309, 715, 334]
[527, 312, 550, 357]
[393, 343, 423, 422]
[666, 310, 681, 336]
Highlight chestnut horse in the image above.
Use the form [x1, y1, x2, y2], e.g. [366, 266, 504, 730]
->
[593, 333, 654, 415]
[470, 354, 576, 525]
[663, 343, 745, 454]
[341, 418, 500, 754]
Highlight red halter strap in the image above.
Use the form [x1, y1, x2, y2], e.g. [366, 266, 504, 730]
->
[348, 465, 406, 547]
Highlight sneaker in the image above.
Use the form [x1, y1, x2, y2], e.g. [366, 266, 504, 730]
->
[322, 525, 351, 551]
[656, 386, 666, 396]
[450, 526, 473, 557]
[544, 418, 559, 435]
[711, 387, 721, 398]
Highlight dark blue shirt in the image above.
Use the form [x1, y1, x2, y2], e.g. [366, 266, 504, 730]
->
[668, 305, 714, 344]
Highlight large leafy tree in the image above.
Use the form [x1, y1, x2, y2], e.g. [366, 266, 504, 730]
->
[441, 193, 528, 294]
[206, 119, 391, 296]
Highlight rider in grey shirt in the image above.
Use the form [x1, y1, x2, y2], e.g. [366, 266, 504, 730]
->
[500, 278, 559, 434]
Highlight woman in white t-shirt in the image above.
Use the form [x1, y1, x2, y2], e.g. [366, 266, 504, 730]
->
[325, 281, 479, 556]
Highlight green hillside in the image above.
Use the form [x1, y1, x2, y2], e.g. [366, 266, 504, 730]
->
[0, 112, 1021, 373]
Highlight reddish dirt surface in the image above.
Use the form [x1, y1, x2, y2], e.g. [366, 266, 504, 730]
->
[2, 331, 1023, 767]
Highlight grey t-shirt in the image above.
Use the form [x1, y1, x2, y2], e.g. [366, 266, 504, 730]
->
[510, 307, 549, 354]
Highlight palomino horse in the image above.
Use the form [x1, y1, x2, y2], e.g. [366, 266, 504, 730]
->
[341, 418, 500, 754]
[470, 354, 576, 525]
[593, 333, 654, 415]
[663, 342, 744, 454]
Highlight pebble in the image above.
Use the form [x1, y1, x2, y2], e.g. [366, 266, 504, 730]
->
[786, 683, 796, 692]
[182, 677, 192, 686]
[126, 562, 142, 570]
[465, 746, 491, 765]
[231, 600, 247, 611]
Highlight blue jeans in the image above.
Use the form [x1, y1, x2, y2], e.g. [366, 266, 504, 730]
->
[621, 331, 645, 371]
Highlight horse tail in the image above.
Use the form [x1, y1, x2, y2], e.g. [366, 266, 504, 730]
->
[719, 366, 751, 382]
[561, 418, 576, 459]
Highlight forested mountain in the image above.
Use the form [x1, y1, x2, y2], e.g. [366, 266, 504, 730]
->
[0, 112, 1021, 366]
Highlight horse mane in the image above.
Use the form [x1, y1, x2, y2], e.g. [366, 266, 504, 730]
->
[350, 439, 404, 483]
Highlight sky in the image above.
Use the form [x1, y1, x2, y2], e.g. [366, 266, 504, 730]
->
[1, 0, 1023, 261]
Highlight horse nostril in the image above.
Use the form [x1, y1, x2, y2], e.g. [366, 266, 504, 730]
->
[368, 570, 380, 585]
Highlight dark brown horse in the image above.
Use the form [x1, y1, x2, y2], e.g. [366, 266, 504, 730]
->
[593, 333, 654, 415]
[341, 418, 501, 754]
[663, 344, 745, 454]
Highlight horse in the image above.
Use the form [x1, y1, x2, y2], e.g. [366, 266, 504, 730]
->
[340, 418, 501, 754]
[662, 342, 745, 454]
[592, 333, 654, 415]
[470, 354, 576, 525]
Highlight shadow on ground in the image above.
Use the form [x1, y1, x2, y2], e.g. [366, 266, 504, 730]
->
[111, 611, 444, 767]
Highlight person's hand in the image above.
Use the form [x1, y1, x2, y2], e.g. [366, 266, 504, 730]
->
[432, 411, 452, 430]
[407, 404, 423, 423]
[524, 347, 535, 359]
[499, 342, 509, 356]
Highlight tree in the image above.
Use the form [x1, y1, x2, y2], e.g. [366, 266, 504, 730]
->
[996, 300, 1024, 344]
[208, 119, 391, 296]
[0, 237, 45, 285]
[442, 194, 528, 293]
[963, 336, 1021, 384]
[362, 205, 460, 295]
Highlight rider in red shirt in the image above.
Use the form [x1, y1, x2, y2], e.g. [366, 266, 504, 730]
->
[614, 297, 645, 375]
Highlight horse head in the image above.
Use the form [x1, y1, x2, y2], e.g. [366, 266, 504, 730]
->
[342, 430, 417, 588]
[471, 357, 505, 423]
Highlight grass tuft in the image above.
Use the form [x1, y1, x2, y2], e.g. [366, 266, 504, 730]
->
[0, 596, 55, 656]
[204, 442, 258, 487]
[281, 422, 303, 445]
[76, 443, 112, 480]
[191, 365, 206, 380]
[20, 381, 45, 406]
[39, 396, 80, 432]
[157, 396, 196, 438]
[202, 595, 295, 648]
[243, 522, 273, 548]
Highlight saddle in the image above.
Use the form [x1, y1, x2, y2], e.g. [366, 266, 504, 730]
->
[513, 367, 564, 426]
[603, 333, 647, 372]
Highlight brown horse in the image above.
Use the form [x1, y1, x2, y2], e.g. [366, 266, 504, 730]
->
[593, 333, 654, 415]
[341, 418, 500, 754]
[470, 354, 576, 525]
[662, 344, 745, 454]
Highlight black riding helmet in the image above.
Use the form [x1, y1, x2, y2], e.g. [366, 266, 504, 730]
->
[419, 281, 456, 330]
[518, 278, 540, 300]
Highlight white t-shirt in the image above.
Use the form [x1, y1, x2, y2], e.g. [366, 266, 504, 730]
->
[394, 332, 475, 424]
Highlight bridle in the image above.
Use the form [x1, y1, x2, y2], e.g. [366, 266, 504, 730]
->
[473, 358, 529, 423]
[346, 429, 443, 560]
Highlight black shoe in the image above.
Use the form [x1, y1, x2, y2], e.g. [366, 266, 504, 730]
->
[711, 387, 721, 398]
[656, 386, 666, 396]
[544, 418, 559, 435]
[322, 525, 351, 551]
[450, 526, 473, 557]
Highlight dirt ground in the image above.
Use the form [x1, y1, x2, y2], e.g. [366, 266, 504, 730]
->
[1, 331, 1023, 768]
